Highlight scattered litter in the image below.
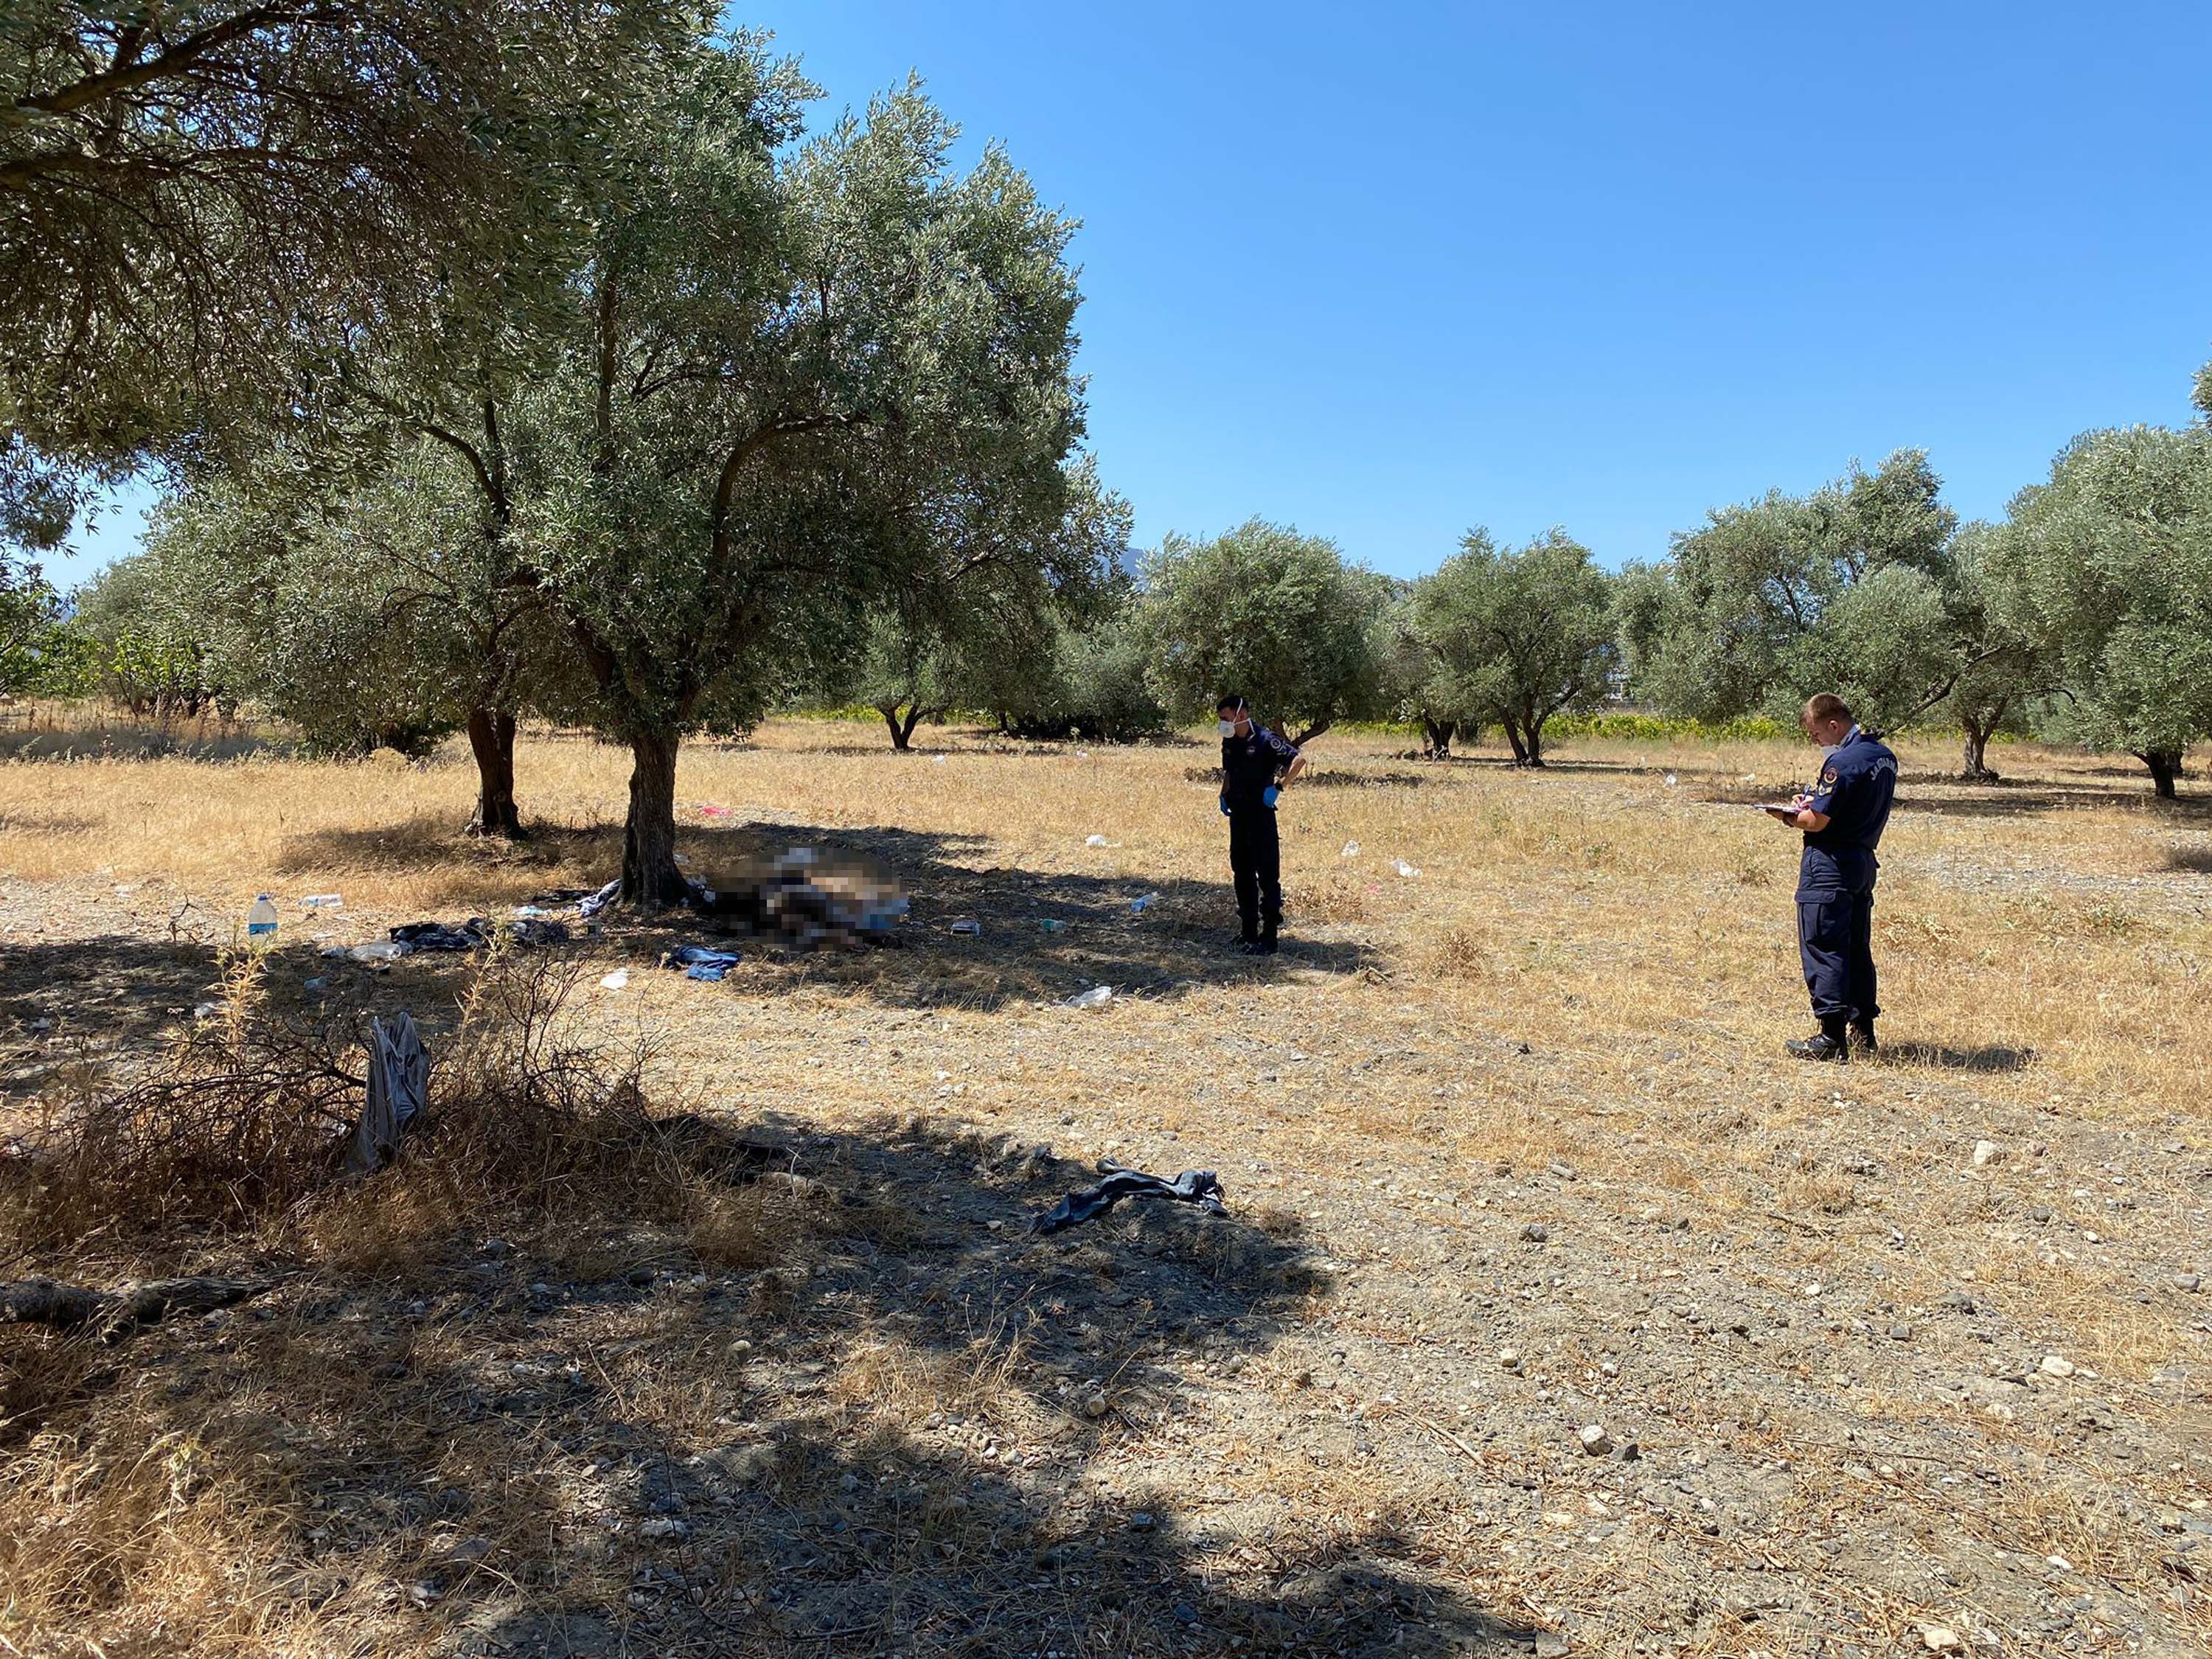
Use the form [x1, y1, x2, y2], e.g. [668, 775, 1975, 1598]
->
[246, 894, 278, 940]
[1340, 841, 1361, 858]
[392, 921, 482, 953]
[512, 905, 552, 919]
[599, 969, 630, 990]
[949, 918, 983, 936]
[347, 1011, 428, 1175]
[695, 804, 734, 818]
[1130, 892, 1161, 914]
[1084, 834, 1109, 848]
[303, 977, 327, 992]
[661, 945, 741, 983]
[933, 755, 947, 766]
[299, 894, 344, 910]
[1033, 1161, 1227, 1234]
[1664, 773, 1678, 787]
[362, 917, 574, 957]
[1065, 984, 1113, 1009]
[1392, 860, 1422, 878]
[577, 880, 622, 919]
[1038, 918, 1068, 933]
[193, 1001, 221, 1020]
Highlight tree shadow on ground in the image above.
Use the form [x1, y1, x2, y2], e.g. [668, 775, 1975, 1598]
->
[1693, 780, 2207, 820]
[274, 819, 1380, 1012]
[0, 1114, 1544, 1657]
[1887, 787, 2209, 820]
[1877, 1042, 2035, 1074]
[0, 720, 297, 764]
[0, 932, 444, 1082]
[2163, 844, 2212, 874]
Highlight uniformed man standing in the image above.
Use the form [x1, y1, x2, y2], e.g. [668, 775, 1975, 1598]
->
[1216, 695, 1307, 955]
[1772, 693, 1897, 1062]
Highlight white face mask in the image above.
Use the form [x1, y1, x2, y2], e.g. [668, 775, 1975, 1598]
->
[1217, 719, 1238, 737]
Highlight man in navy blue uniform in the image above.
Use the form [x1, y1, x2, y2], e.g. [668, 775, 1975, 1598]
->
[1217, 695, 1307, 954]
[1771, 693, 1896, 1063]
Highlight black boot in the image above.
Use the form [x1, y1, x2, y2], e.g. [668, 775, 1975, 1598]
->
[1786, 1018, 1850, 1064]
[1243, 935, 1278, 956]
[1849, 1020, 1878, 1057]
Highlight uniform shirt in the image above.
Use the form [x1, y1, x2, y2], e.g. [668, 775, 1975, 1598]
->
[1221, 723, 1301, 810]
[1798, 726, 1897, 894]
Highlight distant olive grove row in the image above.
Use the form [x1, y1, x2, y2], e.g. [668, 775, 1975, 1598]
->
[4, 8, 2210, 919]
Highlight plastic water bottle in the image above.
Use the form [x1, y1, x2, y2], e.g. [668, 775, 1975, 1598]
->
[246, 894, 279, 942]
[1066, 984, 1113, 1009]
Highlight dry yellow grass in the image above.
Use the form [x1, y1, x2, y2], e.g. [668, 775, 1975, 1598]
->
[0, 714, 2207, 1657]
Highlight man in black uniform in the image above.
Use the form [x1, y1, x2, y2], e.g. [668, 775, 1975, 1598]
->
[1771, 692, 1897, 1062]
[1217, 695, 1307, 954]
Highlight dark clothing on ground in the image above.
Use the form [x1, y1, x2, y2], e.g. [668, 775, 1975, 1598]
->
[1795, 727, 1897, 1028]
[1222, 723, 1300, 941]
[1032, 1161, 1228, 1234]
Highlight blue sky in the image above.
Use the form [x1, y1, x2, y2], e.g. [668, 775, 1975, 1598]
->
[54, 0, 2212, 586]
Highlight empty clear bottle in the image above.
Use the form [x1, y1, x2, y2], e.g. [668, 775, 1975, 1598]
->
[246, 894, 279, 942]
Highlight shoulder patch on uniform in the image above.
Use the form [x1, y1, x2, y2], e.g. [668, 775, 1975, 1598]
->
[1820, 766, 1839, 787]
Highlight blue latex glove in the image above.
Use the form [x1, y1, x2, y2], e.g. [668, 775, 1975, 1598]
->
[1262, 785, 1280, 809]
[1219, 795, 1231, 817]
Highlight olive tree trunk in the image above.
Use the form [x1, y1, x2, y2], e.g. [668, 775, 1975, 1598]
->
[621, 729, 691, 906]
[1421, 717, 1455, 759]
[1960, 717, 1996, 782]
[465, 706, 524, 837]
[879, 702, 928, 751]
[2140, 750, 2184, 800]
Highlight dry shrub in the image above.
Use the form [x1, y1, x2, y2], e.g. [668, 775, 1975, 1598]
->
[2, 949, 658, 1257]
[1425, 925, 1490, 979]
[0, 1425, 301, 1658]
[7, 951, 361, 1247]
[684, 1178, 819, 1271]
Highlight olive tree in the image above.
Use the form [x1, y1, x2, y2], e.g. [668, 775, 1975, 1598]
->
[66, 552, 223, 714]
[1408, 529, 1614, 766]
[1138, 519, 1385, 745]
[512, 50, 1093, 904]
[1, 0, 681, 493]
[131, 444, 575, 819]
[1986, 423, 2212, 798]
[830, 461, 1130, 750]
[1371, 583, 1481, 758]
[1630, 451, 1961, 731]
[1927, 523, 2047, 779]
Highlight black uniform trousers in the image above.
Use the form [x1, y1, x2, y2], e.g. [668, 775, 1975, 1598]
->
[1227, 807, 1282, 942]
[1797, 886, 1878, 1029]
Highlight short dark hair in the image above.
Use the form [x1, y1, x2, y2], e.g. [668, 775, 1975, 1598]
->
[1216, 694, 1246, 714]
[1804, 692, 1852, 726]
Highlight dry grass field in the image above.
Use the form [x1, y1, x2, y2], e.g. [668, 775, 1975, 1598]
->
[0, 715, 2207, 1659]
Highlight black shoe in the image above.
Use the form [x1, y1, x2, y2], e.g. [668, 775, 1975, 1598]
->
[1785, 1032, 1848, 1064]
[1849, 1023, 1878, 1057]
[1242, 937, 1278, 956]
